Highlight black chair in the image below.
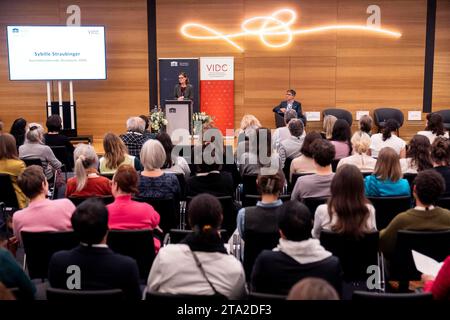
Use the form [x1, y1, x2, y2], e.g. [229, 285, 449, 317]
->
[437, 197, 450, 210]
[100, 173, 114, 180]
[403, 173, 417, 192]
[283, 156, 294, 181]
[243, 194, 291, 208]
[367, 196, 412, 230]
[107, 229, 156, 279]
[68, 195, 115, 207]
[323, 108, 353, 126]
[21, 231, 79, 280]
[352, 290, 432, 301]
[243, 230, 280, 279]
[248, 292, 286, 300]
[274, 112, 285, 128]
[390, 229, 450, 288]
[331, 159, 340, 172]
[49, 145, 72, 172]
[0, 173, 19, 208]
[302, 197, 329, 215]
[21, 158, 43, 167]
[242, 174, 258, 196]
[165, 228, 228, 245]
[434, 109, 450, 130]
[146, 291, 227, 301]
[133, 197, 179, 233]
[289, 172, 314, 193]
[175, 173, 186, 200]
[373, 108, 404, 134]
[47, 287, 123, 301]
[320, 230, 379, 282]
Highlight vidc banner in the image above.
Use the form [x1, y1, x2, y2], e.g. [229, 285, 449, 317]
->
[200, 57, 234, 135]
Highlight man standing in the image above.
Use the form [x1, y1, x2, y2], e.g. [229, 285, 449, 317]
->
[273, 89, 306, 125]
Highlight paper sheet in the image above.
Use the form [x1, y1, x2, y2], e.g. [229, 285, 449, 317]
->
[412, 250, 443, 277]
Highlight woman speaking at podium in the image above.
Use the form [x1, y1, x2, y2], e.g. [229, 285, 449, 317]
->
[173, 72, 194, 101]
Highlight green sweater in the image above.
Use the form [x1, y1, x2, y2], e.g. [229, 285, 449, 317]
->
[380, 207, 450, 258]
[0, 248, 36, 299]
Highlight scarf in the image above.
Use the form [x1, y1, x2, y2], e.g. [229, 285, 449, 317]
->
[274, 238, 332, 264]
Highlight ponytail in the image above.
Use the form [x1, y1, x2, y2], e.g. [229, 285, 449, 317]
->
[382, 119, 399, 141]
[75, 155, 88, 192]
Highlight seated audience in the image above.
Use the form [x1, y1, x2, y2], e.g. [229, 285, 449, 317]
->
[43, 115, 74, 169]
[0, 133, 27, 208]
[321, 115, 337, 140]
[290, 131, 323, 177]
[370, 119, 406, 158]
[9, 118, 27, 149]
[139, 114, 157, 140]
[251, 201, 342, 295]
[237, 172, 285, 239]
[422, 255, 450, 300]
[99, 133, 143, 175]
[156, 132, 190, 178]
[272, 109, 298, 150]
[291, 139, 335, 201]
[13, 165, 75, 243]
[364, 147, 411, 197]
[330, 119, 352, 160]
[48, 199, 141, 300]
[287, 278, 339, 300]
[19, 123, 62, 180]
[279, 119, 305, 168]
[380, 170, 450, 258]
[337, 132, 376, 172]
[66, 144, 112, 197]
[418, 113, 449, 144]
[312, 164, 377, 239]
[431, 137, 450, 197]
[237, 114, 261, 143]
[137, 139, 180, 199]
[107, 164, 161, 250]
[401, 135, 433, 174]
[359, 114, 373, 136]
[120, 116, 150, 159]
[146, 194, 246, 299]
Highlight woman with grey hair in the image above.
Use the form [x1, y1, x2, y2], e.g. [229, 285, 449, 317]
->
[137, 139, 180, 200]
[19, 123, 62, 180]
[120, 116, 151, 159]
[65, 144, 111, 197]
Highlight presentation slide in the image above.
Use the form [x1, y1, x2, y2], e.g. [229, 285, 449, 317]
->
[7, 26, 106, 80]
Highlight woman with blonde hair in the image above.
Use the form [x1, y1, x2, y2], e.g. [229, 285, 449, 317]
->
[337, 132, 376, 172]
[239, 115, 261, 138]
[321, 115, 337, 140]
[65, 144, 111, 197]
[99, 133, 143, 175]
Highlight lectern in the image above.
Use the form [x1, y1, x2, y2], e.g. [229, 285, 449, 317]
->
[163, 100, 193, 136]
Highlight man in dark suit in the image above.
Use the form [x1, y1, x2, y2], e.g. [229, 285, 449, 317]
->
[48, 199, 141, 300]
[273, 89, 307, 125]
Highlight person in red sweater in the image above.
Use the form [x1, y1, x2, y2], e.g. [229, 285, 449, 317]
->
[66, 144, 111, 197]
[422, 255, 450, 300]
[107, 164, 161, 251]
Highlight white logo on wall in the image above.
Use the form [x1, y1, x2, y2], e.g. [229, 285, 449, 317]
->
[66, 5, 81, 26]
[171, 61, 178, 67]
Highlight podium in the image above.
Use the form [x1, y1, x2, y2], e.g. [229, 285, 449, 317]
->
[163, 100, 193, 136]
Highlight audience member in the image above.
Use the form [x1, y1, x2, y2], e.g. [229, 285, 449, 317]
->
[287, 278, 339, 300]
[291, 139, 335, 201]
[380, 170, 450, 258]
[364, 147, 410, 197]
[0, 133, 27, 208]
[337, 132, 376, 172]
[312, 164, 376, 239]
[290, 131, 323, 177]
[66, 144, 111, 197]
[13, 165, 75, 242]
[431, 137, 450, 197]
[401, 135, 433, 174]
[272, 109, 298, 150]
[237, 114, 261, 142]
[120, 116, 150, 159]
[422, 255, 450, 300]
[48, 199, 141, 300]
[418, 113, 449, 144]
[359, 115, 373, 136]
[43, 115, 74, 169]
[330, 119, 352, 160]
[9, 118, 27, 149]
[251, 201, 342, 295]
[139, 114, 157, 140]
[137, 139, 180, 199]
[279, 119, 305, 168]
[321, 115, 337, 140]
[99, 132, 143, 174]
[370, 119, 406, 158]
[146, 194, 246, 299]
[156, 132, 190, 178]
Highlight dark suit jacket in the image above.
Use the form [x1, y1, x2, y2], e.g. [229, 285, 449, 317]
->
[48, 245, 141, 300]
[173, 83, 194, 101]
[273, 100, 306, 124]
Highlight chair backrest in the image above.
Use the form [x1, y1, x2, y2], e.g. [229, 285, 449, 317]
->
[242, 174, 258, 196]
[352, 290, 432, 301]
[133, 197, 179, 233]
[175, 173, 186, 200]
[248, 291, 286, 300]
[434, 109, 450, 130]
[331, 159, 340, 172]
[21, 158, 43, 167]
[373, 108, 405, 128]
[274, 112, 285, 128]
[68, 195, 115, 207]
[243, 230, 280, 279]
[283, 156, 294, 180]
[390, 229, 450, 281]
[49, 145, 72, 171]
[367, 196, 412, 230]
[166, 228, 228, 245]
[47, 287, 123, 301]
[146, 291, 227, 301]
[403, 173, 417, 192]
[323, 108, 353, 126]
[302, 197, 329, 215]
[290, 172, 314, 193]
[107, 229, 156, 279]
[320, 230, 379, 281]
[100, 173, 114, 180]
[0, 174, 19, 208]
[21, 231, 79, 280]
[437, 197, 450, 210]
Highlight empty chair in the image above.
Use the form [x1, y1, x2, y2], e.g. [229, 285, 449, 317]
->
[243, 230, 280, 279]
[434, 109, 450, 130]
[437, 197, 450, 210]
[352, 291, 432, 301]
[367, 196, 411, 230]
[146, 291, 227, 301]
[107, 229, 156, 279]
[323, 108, 353, 127]
[302, 197, 329, 215]
[133, 197, 179, 233]
[47, 287, 123, 301]
[373, 108, 404, 133]
[0, 173, 19, 209]
[68, 195, 115, 207]
[21, 231, 79, 280]
[248, 292, 286, 300]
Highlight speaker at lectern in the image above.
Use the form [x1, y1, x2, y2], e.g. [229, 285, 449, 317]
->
[163, 100, 193, 136]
